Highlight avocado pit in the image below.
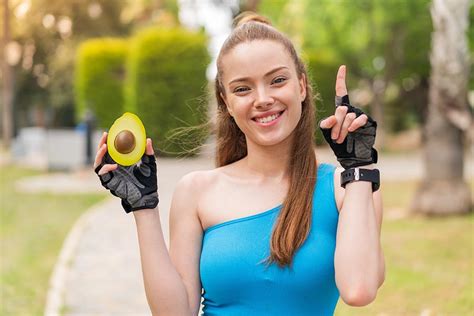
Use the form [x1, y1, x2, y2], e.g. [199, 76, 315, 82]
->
[114, 130, 136, 154]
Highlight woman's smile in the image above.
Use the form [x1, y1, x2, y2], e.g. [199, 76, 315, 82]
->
[252, 110, 285, 126]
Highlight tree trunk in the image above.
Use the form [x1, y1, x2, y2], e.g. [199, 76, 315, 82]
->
[411, 0, 472, 215]
[1, 0, 13, 149]
[372, 78, 385, 149]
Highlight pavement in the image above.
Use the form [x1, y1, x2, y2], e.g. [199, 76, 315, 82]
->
[42, 156, 215, 316]
[7, 149, 473, 316]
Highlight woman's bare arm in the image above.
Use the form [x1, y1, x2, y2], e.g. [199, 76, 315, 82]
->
[319, 66, 385, 306]
[134, 207, 192, 315]
[134, 172, 203, 316]
[334, 165, 385, 306]
[168, 172, 205, 315]
[94, 133, 202, 316]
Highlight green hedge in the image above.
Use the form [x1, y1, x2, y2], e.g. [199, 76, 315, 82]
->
[75, 38, 128, 128]
[305, 50, 339, 145]
[125, 27, 210, 155]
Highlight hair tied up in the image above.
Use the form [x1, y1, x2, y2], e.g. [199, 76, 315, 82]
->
[232, 11, 272, 29]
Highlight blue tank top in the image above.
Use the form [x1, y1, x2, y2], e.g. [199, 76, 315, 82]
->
[199, 163, 340, 315]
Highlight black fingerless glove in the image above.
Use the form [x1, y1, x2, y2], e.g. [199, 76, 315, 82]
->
[319, 95, 378, 169]
[94, 152, 159, 213]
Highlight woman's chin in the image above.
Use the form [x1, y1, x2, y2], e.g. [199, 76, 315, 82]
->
[250, 133, 293, 148]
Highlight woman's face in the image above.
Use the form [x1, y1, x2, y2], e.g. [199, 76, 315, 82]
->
[220, 40, 306, 148]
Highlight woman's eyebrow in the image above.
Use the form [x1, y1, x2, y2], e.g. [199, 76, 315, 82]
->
[228, 66, 290, 85]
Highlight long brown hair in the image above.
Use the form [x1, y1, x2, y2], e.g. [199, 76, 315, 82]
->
[215, 12, 318, 268]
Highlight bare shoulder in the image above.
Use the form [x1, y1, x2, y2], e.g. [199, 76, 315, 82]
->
[169, 169, 219, 239]
[333, 166, 345, 212]
[175, 169, 216, 190]
[173, 169, 219, 206]
[178, 160, 241, 187]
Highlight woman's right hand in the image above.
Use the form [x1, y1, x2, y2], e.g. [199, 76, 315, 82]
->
[94, 132, 159, 213]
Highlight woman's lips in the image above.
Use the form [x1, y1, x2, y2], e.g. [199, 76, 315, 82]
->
[252, 110, 285, 126]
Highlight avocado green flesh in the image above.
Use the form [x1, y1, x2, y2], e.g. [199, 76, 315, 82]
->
[107, 113, 146, 166]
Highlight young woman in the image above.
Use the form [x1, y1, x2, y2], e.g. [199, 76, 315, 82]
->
[94, 12, 384, 316]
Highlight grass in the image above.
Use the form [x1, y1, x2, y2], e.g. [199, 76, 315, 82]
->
[0, 166, 107, 316]
[335, 180, 474, 316]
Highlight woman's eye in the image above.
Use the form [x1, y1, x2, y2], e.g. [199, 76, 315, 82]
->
[234, 87, 250, 93]
[272, 77, 287, 84]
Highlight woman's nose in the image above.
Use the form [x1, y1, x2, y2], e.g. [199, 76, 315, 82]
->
[254, 86, 274, 109]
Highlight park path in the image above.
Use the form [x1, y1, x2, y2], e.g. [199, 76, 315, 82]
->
[42, 156, 215, 316]
[10, 149, 471, 315]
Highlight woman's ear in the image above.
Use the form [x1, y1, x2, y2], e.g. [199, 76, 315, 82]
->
[299, 73, 307, 101]
[221, 92, 233, 117]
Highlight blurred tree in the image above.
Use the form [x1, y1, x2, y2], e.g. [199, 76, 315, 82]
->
[1, 0, 14, 148]
[470, 4, 474, 90]
[260, 0, 433, 148]
[8, 0, 178, 135]
[257, 0, 286, 22]
[10, 0, 130, 132]
[411, 0, 472, 215]
[75, 38, 128, 128]
[122, 0, 179, 30]
[240, 0, 261, 12]
[125, 27, 209, 156]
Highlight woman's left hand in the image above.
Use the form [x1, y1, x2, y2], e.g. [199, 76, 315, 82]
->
[319, 65, 378, 169]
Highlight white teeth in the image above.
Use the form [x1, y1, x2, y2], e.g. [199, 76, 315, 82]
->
[256, 112, 281, 123]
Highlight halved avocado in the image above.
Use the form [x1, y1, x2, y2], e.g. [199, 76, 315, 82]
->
[107, 112, 146, 166]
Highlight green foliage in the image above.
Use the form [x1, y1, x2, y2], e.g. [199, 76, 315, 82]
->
[259, 0, 435, 135]
[125, 27, 210, 155]
[469, 4, 474, 91]
[10, 0, 130, 129]
[75, 38, 128, 128]
[257, 0, 289, 22]
[304, 0, 432, 134]
[162, 0, 180, 21]
[305, 50, 339, 144]
[48, 41, 77, 127]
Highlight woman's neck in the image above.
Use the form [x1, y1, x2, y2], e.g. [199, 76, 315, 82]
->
[242, 136, 292, 181]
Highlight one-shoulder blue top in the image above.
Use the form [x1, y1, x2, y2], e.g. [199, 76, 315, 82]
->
[199, 163, 340, 315]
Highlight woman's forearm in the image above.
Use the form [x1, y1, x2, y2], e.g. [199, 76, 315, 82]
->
[134, 208, 192, 316]
[334, 179, 383, 306]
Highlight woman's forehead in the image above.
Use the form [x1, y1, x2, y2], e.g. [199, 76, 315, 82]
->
[220, 40, 295, 83]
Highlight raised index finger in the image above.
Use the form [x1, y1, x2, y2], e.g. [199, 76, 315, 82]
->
[335, 65, 348, 98]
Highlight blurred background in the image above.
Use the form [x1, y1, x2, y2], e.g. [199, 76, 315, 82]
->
[1, 0, 473, 315]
